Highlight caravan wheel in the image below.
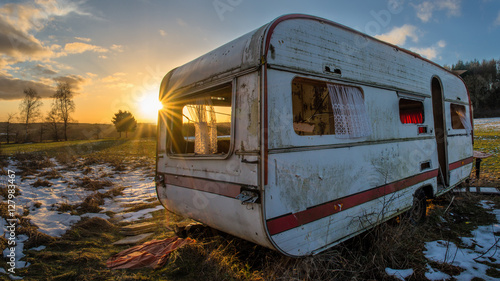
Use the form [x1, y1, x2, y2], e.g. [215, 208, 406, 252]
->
[407, 189, 427, 225]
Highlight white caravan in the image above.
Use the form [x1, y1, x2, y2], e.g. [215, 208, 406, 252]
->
[155, 14, 474, 256]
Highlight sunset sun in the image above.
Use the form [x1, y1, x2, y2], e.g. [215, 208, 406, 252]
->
[138, 93, 163, 123]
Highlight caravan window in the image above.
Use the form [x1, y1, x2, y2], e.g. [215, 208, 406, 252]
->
[292, 77, 372, 138]
[450, 103, 471, 132]
[399, 99, 424, 124]
[169, 84, 232, 156]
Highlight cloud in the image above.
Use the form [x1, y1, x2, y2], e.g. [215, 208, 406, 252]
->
[409, 47, 438, 60]
[0, 74, 55, 100]
[495, 11, 500, 26]
[375, 25, 419, 46]
[0, 0, 88, 62]
[101, 72, 133, 89]
[75, 36, 91, 42]
[53, 74, 87, 92]
[159, 29, 167, 37]
[409, 40, 447, 60]
[412, 0, 462, 22]
[0, 17, 52, 60]
[64, 42, 108, 54]
[31, 64, 58, 76]
[110, 44, 124, 52]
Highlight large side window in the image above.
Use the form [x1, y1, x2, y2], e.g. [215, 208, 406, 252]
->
[291, 77, 371, 138]
[292, 78, 334, 136]
[450, 103, 471, 132]
[169, 84, 232, 156]
[399, 99, 424, 124]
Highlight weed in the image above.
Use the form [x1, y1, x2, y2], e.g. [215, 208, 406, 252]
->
[122, 202, 161, 213]
[102, 185, 126, 197]
[79, 192, 105, 213]
[14, 152, 55, 175]
[58, 202, 77, 213]
[38, 168, 63, 179]
[78, 176, 113, 191]
[32, 178, 52, 187]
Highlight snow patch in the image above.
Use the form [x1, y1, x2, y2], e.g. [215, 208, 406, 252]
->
[385, 268, 413, 280]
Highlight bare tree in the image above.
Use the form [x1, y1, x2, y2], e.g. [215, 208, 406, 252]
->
[52, 82, 75, 141]
[45, 109, 60, 141]
[19, 88, 43, 142]
[3, 113, 16, 144]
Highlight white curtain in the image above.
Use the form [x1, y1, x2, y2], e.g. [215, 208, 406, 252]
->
[327, 84, 372, 139]
[186, 99, 218, 154]
[455, 106, 472, 135]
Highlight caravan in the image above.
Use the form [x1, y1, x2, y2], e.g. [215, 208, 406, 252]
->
[155, 14, 473, 256]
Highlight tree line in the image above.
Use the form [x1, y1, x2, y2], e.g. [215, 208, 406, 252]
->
[450, 58, 500, 118]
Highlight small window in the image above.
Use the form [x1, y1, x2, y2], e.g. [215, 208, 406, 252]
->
[399, 99, 424, 124]
[169, 84, 232, 156]
[451, 104, 471, 132]
[291, 77, 371, 138]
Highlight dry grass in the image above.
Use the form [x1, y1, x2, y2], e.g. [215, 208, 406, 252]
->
[14, 152, 55, 175]
[38, 168, 63, 179]
[77, 176, 113, 191]
[32, 178, 52, 187]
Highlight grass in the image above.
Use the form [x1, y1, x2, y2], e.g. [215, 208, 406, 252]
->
[472, 123, 500, 185]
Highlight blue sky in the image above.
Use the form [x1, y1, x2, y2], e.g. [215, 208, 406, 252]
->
[1, 0, 499, 123]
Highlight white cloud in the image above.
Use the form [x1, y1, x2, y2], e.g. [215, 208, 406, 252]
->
[159, 29, 166, 37]
[409, 46, 438, 60]
[494, 11, 500, 26]
[414, 2, 434, 22]
[75, 36, 91, 42]
[110, 44, 124, 52]
[412, 0, 462, 22]
[64, 42, 108, 54]
[409, 40, 446, 60]
[374, 24, 419, 46]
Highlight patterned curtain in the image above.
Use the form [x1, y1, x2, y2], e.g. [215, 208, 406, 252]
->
[327, 84, 372, 139]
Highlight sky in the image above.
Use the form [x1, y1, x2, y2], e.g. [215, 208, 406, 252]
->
[0, 0, 499, 124]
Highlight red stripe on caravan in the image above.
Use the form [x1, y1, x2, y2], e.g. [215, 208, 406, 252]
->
[266, 169, 438, 236]
[449, 157, 473, 171]
[164, 174, 241, 198]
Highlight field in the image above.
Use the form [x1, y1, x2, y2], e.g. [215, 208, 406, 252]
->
[0, 119, 499, 280]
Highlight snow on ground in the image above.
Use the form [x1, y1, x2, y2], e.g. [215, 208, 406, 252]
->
[423, 200, 500, 281]
[2, 158, 158, 237]
[385, 268, 414, 280]
[1, 156, 160, 275]
[474, 117, 500, 130]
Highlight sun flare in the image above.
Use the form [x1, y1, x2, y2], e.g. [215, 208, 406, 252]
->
[138, 93, 163, 123]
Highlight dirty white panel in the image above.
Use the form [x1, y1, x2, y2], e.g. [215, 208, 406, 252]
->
[158, 184, 273, 249]
[270, 180, 432, 256]
[265, 138, 437, 220]
[266, 18, 467, 100]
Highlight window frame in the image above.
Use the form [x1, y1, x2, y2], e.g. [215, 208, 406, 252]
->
[450, 103, 467, 130]
[290, 76, 367, 137]
[167, 80, 236, 160]
[398, 98, 425, 125]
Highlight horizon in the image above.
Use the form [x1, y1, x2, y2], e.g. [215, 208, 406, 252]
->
[1, 0, 500, 124]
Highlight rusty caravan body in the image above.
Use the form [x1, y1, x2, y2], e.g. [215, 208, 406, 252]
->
[156, 14, 473, 256]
